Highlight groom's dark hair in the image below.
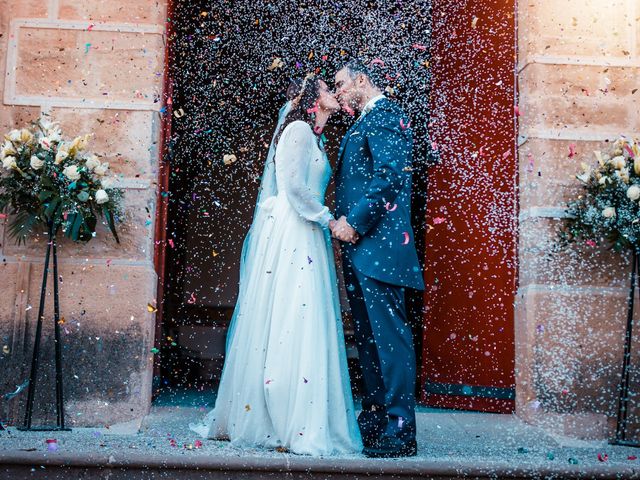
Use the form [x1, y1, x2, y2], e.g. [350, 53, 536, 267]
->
[343, 59, 383, 89]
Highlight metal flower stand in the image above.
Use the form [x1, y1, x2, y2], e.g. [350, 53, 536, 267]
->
[611, 250, 639, 446]
[17, 216, 70, 431]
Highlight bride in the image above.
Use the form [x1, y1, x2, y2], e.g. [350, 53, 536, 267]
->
[189, 73, 362, 456]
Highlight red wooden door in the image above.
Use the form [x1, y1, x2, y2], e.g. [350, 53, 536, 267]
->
[421, 0, 518, 413]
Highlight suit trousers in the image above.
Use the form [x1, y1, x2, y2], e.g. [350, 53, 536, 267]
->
[342, 252, 417, 443]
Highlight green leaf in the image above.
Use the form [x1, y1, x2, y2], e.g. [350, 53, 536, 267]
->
[7, 210, 40, 246]
[103, 207, 120, 244]
[71, 212, 83, 241]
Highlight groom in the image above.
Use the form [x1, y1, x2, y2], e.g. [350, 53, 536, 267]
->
[329, 59, 425, 458]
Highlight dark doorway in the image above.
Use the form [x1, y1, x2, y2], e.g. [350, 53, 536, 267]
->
[155, 0, 433, 404]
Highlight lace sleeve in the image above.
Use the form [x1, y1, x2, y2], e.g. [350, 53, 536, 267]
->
[277, 121, 333, 229]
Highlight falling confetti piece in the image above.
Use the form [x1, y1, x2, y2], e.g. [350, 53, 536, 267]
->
[87, 24, 95, 31]
[628, 455, 637, 460]
[369, 58, 385, 67]
[168, 239, 175, 248]
[412, 43, 427, 51]
[433, 217, 446, 224]
[212, 250, 218, 257]
[147, 303, 158, 313]
[173, 108, 185, 118]
[514, 105, 521, 117]
[267, 57, 284, 71]
[84, 43, 91, 53]
[471, 16, 479, 28]
[568, 144, 577, 159]
[385, 202, 397, 212]
[245, 404, 251, 412]
[46, 439, 58, 452]
[400, 118, 411, 130]
[585, 239, 596, 247]
[597, 453, 608, 462]
[307, 256, 312, 264]
[194, 440, 203, 448]
[265, 379, 273, 384]
[150, 347, 160, 354]
[2, 345, 9, 354]
[223, 154, 237, 166]
[402, 232, 410, 245]
[303, 377, 308, 383]
[187, 292, 196, 304]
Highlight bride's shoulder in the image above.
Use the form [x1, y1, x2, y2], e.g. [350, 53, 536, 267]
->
[282, 120, 312, 137]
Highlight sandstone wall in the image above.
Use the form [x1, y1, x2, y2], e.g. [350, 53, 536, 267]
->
[0, 0, 167, 427]
[516, 0, 640, 439]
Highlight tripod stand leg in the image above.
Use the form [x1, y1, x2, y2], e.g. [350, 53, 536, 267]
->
[615, 250, 638, 443]
[52, 225, 65, 429]
[22, 221, 54, 429]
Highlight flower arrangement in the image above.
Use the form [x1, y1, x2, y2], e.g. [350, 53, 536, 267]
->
[560, 136, 640, 252]
[0, 117, 124, 245]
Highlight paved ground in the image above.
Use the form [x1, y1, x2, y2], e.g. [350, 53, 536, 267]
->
[1, 390, 640, 478]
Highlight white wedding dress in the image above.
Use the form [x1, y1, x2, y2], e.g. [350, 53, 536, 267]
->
[189, 117, 362, 456]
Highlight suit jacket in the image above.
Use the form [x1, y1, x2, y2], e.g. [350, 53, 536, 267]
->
[335, 97, 425, 291]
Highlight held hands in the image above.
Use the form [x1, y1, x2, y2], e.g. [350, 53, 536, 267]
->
[329, 216, 359, 244]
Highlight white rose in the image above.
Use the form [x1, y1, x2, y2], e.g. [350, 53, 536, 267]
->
[84, 155, 100, 171]
[627, 185, 640, 201]
[602, 207, 616, 218]
[70, 134, 90, 153]
[95, 189, 109, 204]
[47, 128, 62, 143]
[2, 155, 17, 170]
[54, 149, 69, 165]
[30, 155, 44, 170]
[63, 165, 81, 181]
[7, 129, 21, 142]
[610, 155, 626, 170]
[93, 162, 109, 176]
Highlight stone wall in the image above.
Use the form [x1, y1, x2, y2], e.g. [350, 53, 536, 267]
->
[0, 0, 167, 427]
[516, 0, 640, 439]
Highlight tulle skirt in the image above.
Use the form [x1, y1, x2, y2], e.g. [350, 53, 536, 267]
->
[189, 192, 362, 456]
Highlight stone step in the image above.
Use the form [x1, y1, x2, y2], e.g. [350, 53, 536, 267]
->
[1, 451, 639, 480]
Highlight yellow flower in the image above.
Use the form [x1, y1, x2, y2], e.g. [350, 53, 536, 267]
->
[69, 134, 91, 155]
[20, 129, 34, 143]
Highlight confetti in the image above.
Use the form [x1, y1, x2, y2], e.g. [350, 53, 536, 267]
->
[147, 303, 158, 313]
[433, 217, 446, 224]
[402, 231, 410, 245]
[385, 202, 397, 212]
[597, 452, 608, 462]
[46, 439, 58, 452]
[223, 154, 237, 166]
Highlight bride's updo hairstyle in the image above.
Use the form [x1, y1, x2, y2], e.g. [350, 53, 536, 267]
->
[275, 73, 323, 146]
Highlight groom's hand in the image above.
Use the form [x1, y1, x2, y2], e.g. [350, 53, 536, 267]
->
[331, 216, 359, 244]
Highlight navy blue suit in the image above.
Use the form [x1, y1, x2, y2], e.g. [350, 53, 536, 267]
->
[335, 96, 424, 445]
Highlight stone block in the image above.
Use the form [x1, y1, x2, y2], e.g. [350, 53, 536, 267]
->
[514, 286, 631, 439]
[519, 64, 639, 135]
[519, 217, 631, 287]
[14, 26, 164, 106]
[2, 261, 157, 427]
[58, 0, 167, 25]
[519, 1, 636, 60]
[49, 107, 159, 181]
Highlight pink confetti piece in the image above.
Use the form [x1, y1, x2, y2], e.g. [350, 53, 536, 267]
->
[106, 259, 112, 267]
[433, 217, 446, 224]
[514, 105, 521, 117]
[369, 58, 385, 67]
[401, 232, 410, 245]
[400, 118, 411, 130]
[628, 455, 637, 460]
[168, 239, 175, 248]
[87, 24, 95, 31]
[597, 453, 608, 462]
[412, 43, 427, 51]
[568, 144, 577, 159]
[385, 202, 397, 212]
[585, 239, 596, 247]
[194, 440, 203, 448]
[625, 144, 635, 158]
[187, 292, 196, 304]
[526, 153, 534, 173]
[502, 150, 510, 160]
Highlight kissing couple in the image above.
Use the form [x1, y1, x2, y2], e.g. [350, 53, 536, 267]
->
[189, 59, 425, 458]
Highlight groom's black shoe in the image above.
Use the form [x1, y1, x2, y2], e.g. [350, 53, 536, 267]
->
[358, 406, 386, 449]
[363, 436, 417, 458]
